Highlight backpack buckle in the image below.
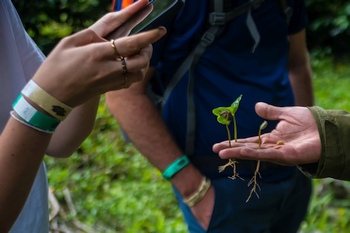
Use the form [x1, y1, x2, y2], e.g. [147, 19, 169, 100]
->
[201, 31, 216, 45]
[209, 12, 226, 26]
[251, 0, 264, 10]
[284, 7, 293, 23]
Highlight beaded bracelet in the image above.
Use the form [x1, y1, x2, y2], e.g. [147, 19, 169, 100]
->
[21, 80, 73, 121]
[162, 155, 190, 180]
[12, 94, 61, 133]
[183, 177, 211, 207]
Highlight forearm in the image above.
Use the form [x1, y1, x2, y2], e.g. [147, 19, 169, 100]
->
[288, 29, 314, 106]
[47, 96, 100, 157]
[289, 65, 314, 106]
[305, 106, 350, 181]
[106, 89, 204, 197]
[0, 117, 51, 231]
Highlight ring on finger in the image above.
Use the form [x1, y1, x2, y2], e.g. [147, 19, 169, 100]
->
[120, 56, 128, 87]
[110, 39, 122, 59]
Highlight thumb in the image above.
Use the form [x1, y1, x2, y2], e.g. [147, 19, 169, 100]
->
[255, 102, 284, 121]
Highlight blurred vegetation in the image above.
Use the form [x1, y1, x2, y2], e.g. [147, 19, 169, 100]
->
[299, 54, 350, 233]
[12, 0, 350, 232]
[13, 0, 350, 56]
[12, 0, 111, 54]
[45, 102, 187, 232]
[306, 0, 350, 55]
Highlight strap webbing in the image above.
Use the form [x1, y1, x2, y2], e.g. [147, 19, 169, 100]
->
[161, 0, 262, 155]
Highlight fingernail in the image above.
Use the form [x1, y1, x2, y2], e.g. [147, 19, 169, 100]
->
[157, 27, 167, 36]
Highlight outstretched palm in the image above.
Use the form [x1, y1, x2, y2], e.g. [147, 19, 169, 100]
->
[213, 102, 321, 166]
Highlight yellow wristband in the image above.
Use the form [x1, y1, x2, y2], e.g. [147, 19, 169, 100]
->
[21, 80, 73, 121]
[183, 177, 211, 207]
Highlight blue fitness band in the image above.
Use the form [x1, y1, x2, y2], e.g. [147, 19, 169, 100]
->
[162, 155, 190, 180]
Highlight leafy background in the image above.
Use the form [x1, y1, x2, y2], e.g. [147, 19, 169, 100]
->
[13, 0, 350, 232]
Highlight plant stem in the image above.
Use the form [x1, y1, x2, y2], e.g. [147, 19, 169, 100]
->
[225, 124, 231, 147]
[233, 116, 237, 142]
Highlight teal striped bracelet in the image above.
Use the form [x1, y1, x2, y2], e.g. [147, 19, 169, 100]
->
[162, 155, 190, 180]
[12, 94, 61, 133]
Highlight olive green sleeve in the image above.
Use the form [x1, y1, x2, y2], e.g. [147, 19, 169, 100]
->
[298, 106, 350, 181]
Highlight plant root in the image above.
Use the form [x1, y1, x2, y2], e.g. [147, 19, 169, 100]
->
[218, 159, 244, 181]
[246, 161, 262, 202]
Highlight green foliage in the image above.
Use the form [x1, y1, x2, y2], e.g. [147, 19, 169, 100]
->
[306, 0, 350, 54]
[45, 96, 187, 232]
[299, 54, 350, 233]
[12, 0, 350, 231]
[14, 0, 350, 56]
[44, 55, 350, 233]
[310, 53, 350, 111]
[13, 0, 111, 55]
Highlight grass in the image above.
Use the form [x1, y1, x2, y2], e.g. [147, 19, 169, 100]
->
[45, 54, 350, 232]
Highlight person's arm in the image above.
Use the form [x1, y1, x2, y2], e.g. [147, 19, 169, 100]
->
[0, 118, 53, 231]
[44, 0, 152, 157]
[106, 68, 214, 229]
[45, 97, 99, 157]
[0, 6, 166, 231]
[302, 106, 350, 180]
[288, 29, 314, 106]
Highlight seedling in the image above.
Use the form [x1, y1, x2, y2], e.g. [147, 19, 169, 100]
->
[212, 95, 243, 180]
[246, 120, 267, 202]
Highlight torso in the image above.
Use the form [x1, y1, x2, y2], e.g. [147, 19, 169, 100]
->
[151, 0, 305, 162]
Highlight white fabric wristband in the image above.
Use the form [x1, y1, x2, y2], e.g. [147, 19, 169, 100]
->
[21, 80, 73, 120]
[12, 94, 61, 133]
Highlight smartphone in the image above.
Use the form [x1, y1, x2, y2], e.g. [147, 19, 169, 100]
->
[106, 0, 185, 39]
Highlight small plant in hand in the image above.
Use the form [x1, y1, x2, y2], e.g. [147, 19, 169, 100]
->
[246, 120, 267, 202]
[212, 94, 243, 181]
[213, 95, 268, 202]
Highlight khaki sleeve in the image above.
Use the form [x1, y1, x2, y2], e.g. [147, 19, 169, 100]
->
[298, 106, 350, 181]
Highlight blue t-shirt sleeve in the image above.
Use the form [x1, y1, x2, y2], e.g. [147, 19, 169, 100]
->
[288, 0, 307, 35]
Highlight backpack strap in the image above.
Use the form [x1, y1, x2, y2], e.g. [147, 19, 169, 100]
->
[161, 0, 263, 155]
[275, 0, 293, 24]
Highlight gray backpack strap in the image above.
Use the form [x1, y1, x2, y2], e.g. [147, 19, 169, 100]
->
[161, 21, 222, 109]
[275, 0, 293, 24]
[161, 0, 262, 155]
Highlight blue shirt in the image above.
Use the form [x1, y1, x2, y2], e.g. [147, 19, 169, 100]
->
[151, 0, 306, 174]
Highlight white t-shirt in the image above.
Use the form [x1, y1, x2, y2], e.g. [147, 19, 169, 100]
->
[0, 0, 49, 232]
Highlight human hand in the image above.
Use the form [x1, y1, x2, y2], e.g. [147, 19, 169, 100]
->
[213, 102, 322, 166]
[89, 0, 150, 39]
[190, 185, 215, 230]
[29, 0, 165, 107]
[31, 26, 165, 108]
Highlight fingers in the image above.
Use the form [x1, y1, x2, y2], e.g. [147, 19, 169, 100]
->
[60, 22, 166, 63]
[57, 29, 105, 49]
[89, 0, 149, 37]
[122, 46, 152, 72]
[80, 27, 165, 63]
[217, 145, 287, 165]
[111, 27, 167, 57]
[255, 102, 285, 121]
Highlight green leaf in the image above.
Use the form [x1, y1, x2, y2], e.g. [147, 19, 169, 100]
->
[227, 94, 243, 116]
[212, 95, 243, 125]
